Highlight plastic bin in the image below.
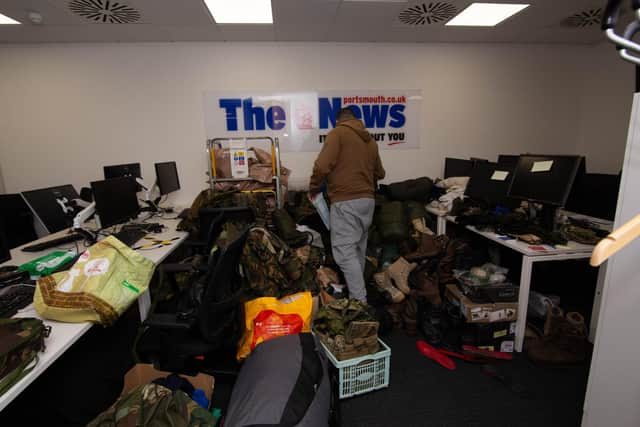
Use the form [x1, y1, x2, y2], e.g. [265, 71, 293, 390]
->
[320, 338, 391, 399]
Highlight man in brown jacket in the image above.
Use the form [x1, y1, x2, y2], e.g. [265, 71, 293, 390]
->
[309, 107, 385, 303]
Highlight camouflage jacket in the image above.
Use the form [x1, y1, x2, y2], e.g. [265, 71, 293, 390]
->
[240, 228, 323, 298]
[88, 384, 214, 427]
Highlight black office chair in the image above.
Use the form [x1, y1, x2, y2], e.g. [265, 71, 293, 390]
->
[136, 225, 251, 375]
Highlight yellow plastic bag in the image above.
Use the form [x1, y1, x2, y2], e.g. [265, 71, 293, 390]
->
[237, 292, 312, 360]
[33, 236, 155, 326]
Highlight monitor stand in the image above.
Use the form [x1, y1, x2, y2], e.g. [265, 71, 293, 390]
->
[530, 204, 558, 232]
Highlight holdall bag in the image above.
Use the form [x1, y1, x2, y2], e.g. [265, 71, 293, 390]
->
[33, 236, 155, 326]
[0, 317, 50, 396]
[225, 333, 331, 427]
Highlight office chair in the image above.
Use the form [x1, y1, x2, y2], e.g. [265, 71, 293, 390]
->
[136, 225, 251, 376]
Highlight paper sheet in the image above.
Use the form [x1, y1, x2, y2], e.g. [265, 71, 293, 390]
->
[531, 160, 553, 172]
[490, 170, 509, 181]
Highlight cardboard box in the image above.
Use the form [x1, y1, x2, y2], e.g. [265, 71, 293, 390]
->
[122, 364, 215, 401]
[445, 284, 517, 323]
[462, 321, 516, 353]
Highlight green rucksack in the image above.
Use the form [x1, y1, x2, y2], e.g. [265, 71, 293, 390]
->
[0, 317, 50, 396]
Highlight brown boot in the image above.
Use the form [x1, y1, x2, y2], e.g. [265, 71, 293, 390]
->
[387, 257, 417, 295]
[543, 304, 565, 336]
[405, 234, 445, 263]
[385, 301, 406, 329]
[402, 298, 418, 336]
[373, 272, 405, 303]
[527, 310, 589, 364]
[410, 272, 442, 306]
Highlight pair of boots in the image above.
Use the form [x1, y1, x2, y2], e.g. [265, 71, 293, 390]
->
[373, 257, 417, 303]
[527, 305, 589, 364]
[384, 297, 419, 336]
[405, 234, 448, 263]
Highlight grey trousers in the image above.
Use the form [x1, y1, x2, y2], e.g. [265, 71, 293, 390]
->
[330, 198, 375, 303]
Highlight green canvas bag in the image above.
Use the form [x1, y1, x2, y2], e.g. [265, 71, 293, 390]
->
[0, 317, 50, 396]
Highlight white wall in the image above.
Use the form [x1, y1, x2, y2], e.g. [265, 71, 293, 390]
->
[0, 42, 632, 205]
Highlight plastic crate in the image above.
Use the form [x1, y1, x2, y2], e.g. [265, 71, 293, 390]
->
[320, 338, 391, 399]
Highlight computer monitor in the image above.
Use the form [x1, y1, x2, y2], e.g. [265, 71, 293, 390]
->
[104, 163, 142, 192]
[444, 158, 473, 179]
[0, 219, 10, 264]
[565, 173, 621, 221]
[465, 161, 516, 207]
[0, 194, 38, 249]
[497, 155, 520, 169]
[103, 163, 141, 180]
[155, 161, 181, 196]
[90, 177, 140, 229]
[507, 155, 585, 207]
[21, 184, 81, 234]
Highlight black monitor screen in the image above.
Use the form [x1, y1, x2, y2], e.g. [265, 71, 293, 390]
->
[0, 194, 38, 248]
[103, 163, 141, 180]
[0, 219, 10, 264]
[507, 155, 584, 206]
[565, 173, 621, 220]
[497, 155, 520, 169]
[155, 161, 180, 196]
[466, 161, 516, 207]
[91, 177, 140, 228]
[444, 158, 473, 179]
[21, 185, 81, 234]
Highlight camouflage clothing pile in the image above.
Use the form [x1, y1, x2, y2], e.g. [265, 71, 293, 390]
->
[560, 224, 600, 245]
[240, 227, 323, 298]
[88, 383, 215, 427]
[314, 299, 379, 360]
[177, 189, 239, 237]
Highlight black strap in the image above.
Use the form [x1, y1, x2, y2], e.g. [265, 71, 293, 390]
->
[246, 333, 324, 427]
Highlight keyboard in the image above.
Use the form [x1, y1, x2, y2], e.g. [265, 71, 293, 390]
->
[22, 233, 85, 252]
[112, 228, 147, 247]
[0, 285, 35, 318]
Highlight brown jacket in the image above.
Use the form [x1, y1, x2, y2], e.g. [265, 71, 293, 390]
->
[309, 119, 385, 203]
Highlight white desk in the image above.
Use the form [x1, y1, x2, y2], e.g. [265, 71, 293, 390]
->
[0, 217, 188, 412]
[425, 205, 449, 235]
[462, 226, 595, 352]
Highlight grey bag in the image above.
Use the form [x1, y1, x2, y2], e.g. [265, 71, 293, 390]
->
[224, 333, 331, 427]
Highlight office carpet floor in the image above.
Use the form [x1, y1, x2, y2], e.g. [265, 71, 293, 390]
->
[339, 329, 591, 427]
[1, 319, 590, 427]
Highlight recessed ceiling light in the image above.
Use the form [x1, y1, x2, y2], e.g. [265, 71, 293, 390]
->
[446, 2, 529, 27]
[345, 0, 408, 3]
[0, 12, 21, 24]
[204, 0, 273, 24]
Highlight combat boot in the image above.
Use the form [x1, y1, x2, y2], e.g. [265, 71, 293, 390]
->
[405, 234, 446, 263]
[387, 257, 417, 295]
[373, 272, 405, 303]
[410, 271, 442, 306]
[385, 301, 406, 330]
[527, 309, 589, 364]
[402, 297, 418, 336]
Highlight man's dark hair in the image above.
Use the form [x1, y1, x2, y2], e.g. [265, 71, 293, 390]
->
[336, 107, 356, 121]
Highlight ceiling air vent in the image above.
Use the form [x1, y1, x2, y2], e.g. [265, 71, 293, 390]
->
[398, 2, 458, 26]
[561, 8, 603, 28]
[69, 0, 141, 24]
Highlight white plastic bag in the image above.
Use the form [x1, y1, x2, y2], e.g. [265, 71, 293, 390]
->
[311, 193, 331, 230]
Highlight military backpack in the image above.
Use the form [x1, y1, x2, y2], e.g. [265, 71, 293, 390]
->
[0, 317, 50, 396]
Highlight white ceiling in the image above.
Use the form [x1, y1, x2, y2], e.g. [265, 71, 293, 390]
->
[0, 0, 616, 44]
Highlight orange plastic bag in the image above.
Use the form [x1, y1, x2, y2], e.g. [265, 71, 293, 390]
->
[237, 292, 312, 360]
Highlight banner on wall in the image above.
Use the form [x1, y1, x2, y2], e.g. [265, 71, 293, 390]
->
[203, 90, 422, 152]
